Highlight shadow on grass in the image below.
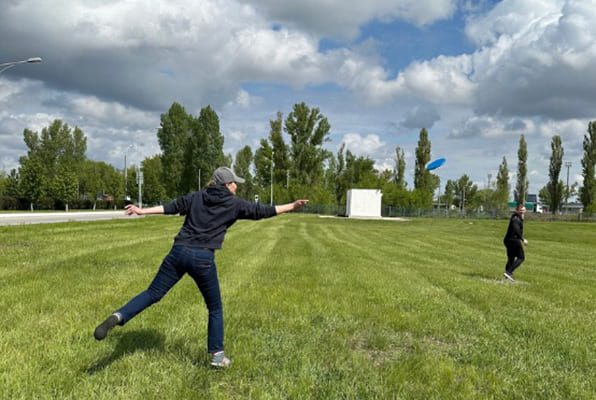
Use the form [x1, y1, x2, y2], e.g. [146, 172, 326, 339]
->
[462, 271, 497, 280]
[85, 329, 165, 375]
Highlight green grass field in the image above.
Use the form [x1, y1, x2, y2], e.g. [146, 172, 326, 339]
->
[0, 215, 594, 399]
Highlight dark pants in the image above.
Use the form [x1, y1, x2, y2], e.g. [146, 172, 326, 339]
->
[504, 239, 525, 274]
[116, 245, 224, 353]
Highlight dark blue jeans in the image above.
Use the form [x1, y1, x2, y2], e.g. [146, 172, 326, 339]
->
[116, 245, 224, 353]
[504, 239, 525, 274]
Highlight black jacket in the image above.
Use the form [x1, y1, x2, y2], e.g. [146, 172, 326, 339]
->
[504, 212, 525, 242]
[163, 185, 277, 249]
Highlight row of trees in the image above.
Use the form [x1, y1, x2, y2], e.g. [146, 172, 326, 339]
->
[1, 102, 595, 214]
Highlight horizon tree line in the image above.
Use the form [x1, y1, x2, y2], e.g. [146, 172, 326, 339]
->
[1, 102, 595, 215]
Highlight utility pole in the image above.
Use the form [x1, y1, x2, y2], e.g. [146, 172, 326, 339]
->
[270, 151, 275, 206]
[486, 173, 492, 209]
[124, 144, 134, 201]
[137, 167, 144, 208]
[565, 161, 572, 213]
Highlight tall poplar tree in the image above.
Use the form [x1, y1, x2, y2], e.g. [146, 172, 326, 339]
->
[233, 145, 254, 201]
[158, 103, 192, 198]
[269, 112, 290, 188]
[393, 146, 406, 189]
[494, 156, 510, 209]
[413, 128, 432, 206]
[579, 121, 596, 212]
[254, 139, 274, 200]
[514, 134, 529, 205]
[184, 105, 225, 193]
[546, 135, 564, 214]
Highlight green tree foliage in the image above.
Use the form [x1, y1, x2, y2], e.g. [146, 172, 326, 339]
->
[184, 105, 225, 193]
[514, 134, 529, 205]
[444, 179, 456, 208]
[546, 135, 565, 214]
[285, 102, 330, 187]
[158, 103, 225, 197]
[454, 174, 478, 212]
[18, 158, 43, 210]
[0, 171, 6, 195]
[78, 160, 123, 208]
[538, 186, 551, 209]
[223, 154, 233, 168]
[4, 169, 20, 198]
[158, 103, 192, 198]
[393, 146, 406, 189]
[19, 119, 87, 210]
[579, 121, 596, 212]
[254, 139, 274, 202]
[331, 144, 380, 205]
[269, 112, 290, 188]
[494, 157, 510, 209]
[233, 146, 254, 201]
[141, 155, 166, 205]
[333, 143, 347, 205]
[104, 168, 124, 207]
[413, 128, 432, 207]
[344, 150, 379, 189]
[51, 165, 78, 211]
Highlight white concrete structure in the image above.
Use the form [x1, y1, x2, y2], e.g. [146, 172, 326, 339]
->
[346, 189, 382, 218]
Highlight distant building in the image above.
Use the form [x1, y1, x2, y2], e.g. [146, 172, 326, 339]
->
[508, 194, 552, 213]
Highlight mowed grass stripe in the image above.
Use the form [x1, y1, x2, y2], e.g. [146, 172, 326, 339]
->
[0, 215, 594, 399]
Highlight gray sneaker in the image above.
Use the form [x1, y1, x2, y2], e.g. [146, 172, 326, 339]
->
[94, 313, 122, 340]
[503, 271, 515, 282]
[210, 351, 232, 368]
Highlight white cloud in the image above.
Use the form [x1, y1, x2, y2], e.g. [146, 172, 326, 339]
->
[241, 0, 457, 39]
[341, 133, 386, 156]
[449, 116, 536, 139]
[0, 0, 592, 193]
[70, 96, 156, 128]
[226, 130, 248, 142]
[464, 0, 562, 47]
[401, 105, 441, 130]
[468, 0, 596, 119]
[0, 0, 463, 111]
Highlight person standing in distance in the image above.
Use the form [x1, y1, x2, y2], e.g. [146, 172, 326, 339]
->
[503, 204, 528, 282]
[94, 167, 308, 368]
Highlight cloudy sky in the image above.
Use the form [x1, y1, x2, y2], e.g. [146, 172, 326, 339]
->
[1, 0, 594, 197]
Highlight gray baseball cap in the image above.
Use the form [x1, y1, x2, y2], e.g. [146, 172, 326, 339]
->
[212, 167, 245, 184]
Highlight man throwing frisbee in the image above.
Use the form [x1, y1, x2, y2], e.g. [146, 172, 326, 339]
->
[94, 166, 308, 368]
[503, 204, 528, 282]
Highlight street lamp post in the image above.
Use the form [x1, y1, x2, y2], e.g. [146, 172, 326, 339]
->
[124, 144, 135, 201]
[0, 57, 42, 74]
[565, 161, 572, 213]
[270, 151, 275, 206]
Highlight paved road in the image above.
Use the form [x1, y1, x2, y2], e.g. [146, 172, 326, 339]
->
[0, 211, 140, 226]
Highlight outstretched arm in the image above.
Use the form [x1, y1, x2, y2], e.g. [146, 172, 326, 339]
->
[275, 200, 309, 215]
[124, 204, 165, 216]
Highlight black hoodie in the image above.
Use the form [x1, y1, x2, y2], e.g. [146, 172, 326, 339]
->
[504, 212, 525, 242]
[163, 185, 277, 250]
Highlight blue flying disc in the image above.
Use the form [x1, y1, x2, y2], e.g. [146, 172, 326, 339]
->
[426, 158, 446, 171]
